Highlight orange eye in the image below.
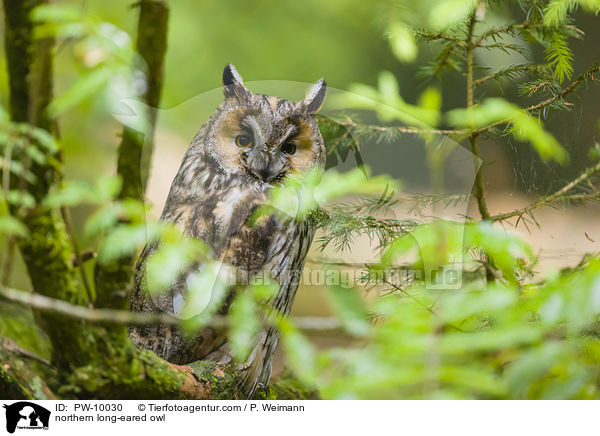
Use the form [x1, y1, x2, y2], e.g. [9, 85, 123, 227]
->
[235, 135, 252, 147]
[281, 142, 296, 155]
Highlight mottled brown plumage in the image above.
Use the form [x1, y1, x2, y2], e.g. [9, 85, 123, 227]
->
[129, 64, 326, 396]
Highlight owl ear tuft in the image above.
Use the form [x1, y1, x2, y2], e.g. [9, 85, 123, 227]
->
[299, 79, 327, 114]
[223, 64, 251, 101]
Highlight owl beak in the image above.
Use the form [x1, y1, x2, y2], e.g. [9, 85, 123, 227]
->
[247, 149, 275, 182]
[257, 166, 272, 181]
[247, 145, 285, 182]
[256, 157, 278, 182]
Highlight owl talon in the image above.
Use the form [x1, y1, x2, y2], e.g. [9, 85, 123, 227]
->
[258, 382, 270, 398]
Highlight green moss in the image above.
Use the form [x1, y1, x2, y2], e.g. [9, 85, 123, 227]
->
[0, 366, 32, 400]
[186, 362, 318, 400]
[58, 340, 189, 399]
[257, 373, 320, 400]
[19, 209, 83, 304]
[188, 361, 241, 399]
[0, 301, 51, 359]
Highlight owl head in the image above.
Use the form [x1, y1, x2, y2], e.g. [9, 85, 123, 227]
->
[195, 64, 327, 187]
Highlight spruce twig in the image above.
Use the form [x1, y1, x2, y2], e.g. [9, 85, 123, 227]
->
[492, 160, 600, 223]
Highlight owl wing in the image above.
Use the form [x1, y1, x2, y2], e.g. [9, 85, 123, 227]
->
[234, 218, 314, 396]
[130, 185, 313, 374]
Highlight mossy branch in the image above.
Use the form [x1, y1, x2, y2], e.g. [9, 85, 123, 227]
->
[0, 285, 319, 400]
[0, 285, 342, 333]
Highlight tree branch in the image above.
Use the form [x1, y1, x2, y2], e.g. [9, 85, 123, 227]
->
[0, 284, 325, 399]
[319, 116, 462, 137]
[0, 285, 342, 333]
[94, 0, 170, 310]
[465, 10, 491, 221]
[491, 160, 600, 223]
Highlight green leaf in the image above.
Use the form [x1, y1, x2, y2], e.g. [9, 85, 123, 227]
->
[250, 282, 279, 301]
[465, 221, 534, 284]
[0, 158, 36, 184]
[429, 0, 477, 31]
[342, 72, 441, 126]
[84, 199, 146, 237]
[539, 367, 591, 399]
[440, 326, 545, 353]
[20, 124, 60, 153]
[48, 66, 113, 117]
[326, 284, 370, 336]
[543, 0, 600, 27]
[503, 342, 568, 398]
[439, 365, 506, 396]
[43, 176, 122, 208]
[181, 261, 229, 329]
[439, 285, 518, 322]
[264, 167, 398, 219]
[544, 0, 577, 27]
[25, 145, 47, 165]
[229, 292, 261, 362]
[145, 237, 206, 295]
[0, 105, 9, 122]
[97, 221, 165, 263]
[418, 87, 442, 114]
[381, 220, 464, 277]
[447, 98, 568, 163]
[31, 4, 84, 23]
[278, 317, 318, 385]
[0, 216, 29, 238]
[388, 22, 418, 63]
[3, 191, 36, 209]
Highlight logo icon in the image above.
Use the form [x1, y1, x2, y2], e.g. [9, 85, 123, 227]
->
[2, 402, 50, 434]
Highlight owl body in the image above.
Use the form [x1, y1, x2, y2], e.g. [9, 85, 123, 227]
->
[130, 65, 326, 396]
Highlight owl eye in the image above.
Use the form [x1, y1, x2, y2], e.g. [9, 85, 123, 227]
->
[235, 135, 252, 147]
[281, 142, 296, 155]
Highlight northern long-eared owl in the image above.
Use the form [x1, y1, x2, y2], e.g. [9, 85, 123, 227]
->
[130, 64, 327, 396]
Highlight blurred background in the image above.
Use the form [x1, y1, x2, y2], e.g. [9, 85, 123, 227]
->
[1, 0, 599, 373]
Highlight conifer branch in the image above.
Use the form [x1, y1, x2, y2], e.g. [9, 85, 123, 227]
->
[524, 64, 600, 114]
[473, 22, 533, 47]
[491, 160, 600, 223]
[320, 116, 462, 137]
[473, 64, 548, 87]
[473, 63, 600, 136]
[414, 29, 466, 45]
